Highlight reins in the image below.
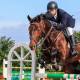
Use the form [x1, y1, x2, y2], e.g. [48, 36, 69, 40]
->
[30, 22, 62, 50]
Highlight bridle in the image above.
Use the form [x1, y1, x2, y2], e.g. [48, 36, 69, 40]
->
[30, 23, 44, 44]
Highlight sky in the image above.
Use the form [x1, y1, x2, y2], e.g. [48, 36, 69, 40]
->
[0, 0, 80, 44]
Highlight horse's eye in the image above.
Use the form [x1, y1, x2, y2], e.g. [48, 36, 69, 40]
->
[38, 29, 40, 31]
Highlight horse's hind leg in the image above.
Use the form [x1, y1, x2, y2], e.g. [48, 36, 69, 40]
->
[63, 63, 78, 74]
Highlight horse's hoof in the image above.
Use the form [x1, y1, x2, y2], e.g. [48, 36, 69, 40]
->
[55, 65, 59, 71]
[45, 66, 51, 70]
[52, 64, 59, 71]
[58, 65, 62, 71]
[52, 65, 55, 69]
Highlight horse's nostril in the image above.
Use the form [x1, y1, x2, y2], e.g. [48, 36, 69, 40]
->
[29, 45, 36, 50]
[33, 46, 35, 48]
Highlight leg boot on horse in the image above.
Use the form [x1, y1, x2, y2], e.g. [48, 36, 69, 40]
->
[50, 49, 60, 71]
[38, 55, 51, 70]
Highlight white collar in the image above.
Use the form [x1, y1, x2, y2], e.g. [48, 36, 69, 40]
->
[54, 11, 57, 19]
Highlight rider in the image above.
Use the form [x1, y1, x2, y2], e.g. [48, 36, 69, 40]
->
[46, 1, 78, 57]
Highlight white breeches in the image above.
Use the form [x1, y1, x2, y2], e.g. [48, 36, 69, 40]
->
[66, 27, 73, 36]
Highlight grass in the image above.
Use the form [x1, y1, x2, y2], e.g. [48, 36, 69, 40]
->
[22, 78, 28, 80]
[0, 65, 3, 76]
[45, 71, 65, 74]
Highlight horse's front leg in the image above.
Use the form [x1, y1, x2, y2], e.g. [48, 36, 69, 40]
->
[50, 49, 61, 71]
[38, 54, 51, 70]
[38, 55, 45, 67]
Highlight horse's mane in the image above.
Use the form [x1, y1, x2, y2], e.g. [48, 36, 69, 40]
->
[30, 14, 51, 24]
[30, 15, 39, 23]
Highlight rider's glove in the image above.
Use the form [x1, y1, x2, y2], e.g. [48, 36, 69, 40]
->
[56, 23, 61, 30]
[51, 21, 57, 26]
[51, 21, 61, 30]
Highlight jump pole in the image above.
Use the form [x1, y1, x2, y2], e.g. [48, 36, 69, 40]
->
[35, 73, 79, 79]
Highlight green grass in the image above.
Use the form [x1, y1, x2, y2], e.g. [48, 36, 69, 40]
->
[22, 78, 28, 80]
[0, 65, 3, 76]
[45, 71, 65, 74]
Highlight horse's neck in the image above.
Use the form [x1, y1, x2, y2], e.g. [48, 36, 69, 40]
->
[42, 19, 53, 45]
[42, 19, 51, 34]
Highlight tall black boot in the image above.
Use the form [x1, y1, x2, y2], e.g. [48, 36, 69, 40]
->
[69, 34, 78, 57]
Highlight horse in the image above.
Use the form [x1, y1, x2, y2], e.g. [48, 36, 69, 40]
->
[28, 15, 80, 74]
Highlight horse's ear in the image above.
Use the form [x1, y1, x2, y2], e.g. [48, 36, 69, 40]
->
[27, 15, 32, 22]
[37, 15, 41, 22]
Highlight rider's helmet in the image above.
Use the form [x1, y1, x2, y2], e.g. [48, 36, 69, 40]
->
[47, 1, 58, 12]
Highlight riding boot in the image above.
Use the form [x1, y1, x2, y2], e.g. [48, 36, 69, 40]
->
[69, 34, 78, 57]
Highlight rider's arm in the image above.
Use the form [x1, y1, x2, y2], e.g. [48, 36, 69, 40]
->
[57, 12, 68, 29]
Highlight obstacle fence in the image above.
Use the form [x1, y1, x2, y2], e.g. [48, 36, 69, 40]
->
[11, 71, 31, 80]
[7, 43, 80, 80]
[3, 59, 45, 80]
[3, 59, 30, 80]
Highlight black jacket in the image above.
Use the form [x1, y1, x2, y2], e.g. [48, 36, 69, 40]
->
[42, 8, 75, 29]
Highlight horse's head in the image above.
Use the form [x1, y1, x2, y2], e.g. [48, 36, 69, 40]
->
[28, 15, 46, 50]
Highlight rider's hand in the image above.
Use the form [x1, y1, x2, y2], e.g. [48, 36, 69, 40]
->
[51, 21, 57, 26]
[51, 21, 61, 29]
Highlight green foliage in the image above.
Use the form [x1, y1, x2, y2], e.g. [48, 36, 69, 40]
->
[0, 36, 15, 65]
[12, 48, 31, 67]
[74, 31, 80, 39]
[0, 65, 3, 74]
[36, 47, 42, 58]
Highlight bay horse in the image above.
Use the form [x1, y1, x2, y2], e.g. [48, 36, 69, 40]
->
[28, 15, 80, 74]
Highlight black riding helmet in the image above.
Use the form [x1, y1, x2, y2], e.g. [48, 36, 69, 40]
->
[47, 1, 58, 11]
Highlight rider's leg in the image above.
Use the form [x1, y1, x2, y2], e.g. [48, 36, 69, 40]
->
[66, 27, 78, 57]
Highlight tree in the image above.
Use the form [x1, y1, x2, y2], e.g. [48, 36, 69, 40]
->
[0, 36, 15, 65]
[74, 31, 80, 39]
